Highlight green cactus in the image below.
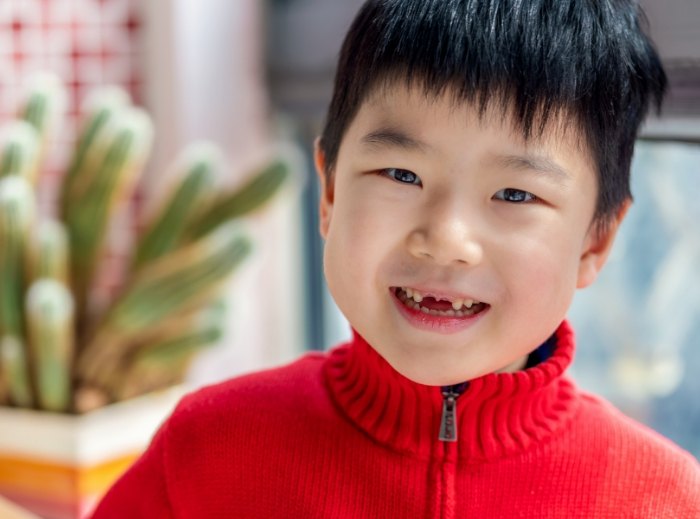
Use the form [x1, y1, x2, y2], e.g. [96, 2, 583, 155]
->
[131, 142, 220, 271]
[59, 87, 130, 222]
[64, 108, 153, 332]
[25, 279, 75, 412]
[77, 223, 251, 387]
[20, 72, 66, 134]
[133, 300, 225, 364]
[109, 301, 225, 400]
[0, 75, 291, 412]
[134, 320, 223, 365]
[0, 121, 39, 180]
[0, 177, 35, 339]
[28, 219, 70, 285]
[185, 159, 289, 241]
[18, 73, 66, 185]
[0, 336, 34, 407]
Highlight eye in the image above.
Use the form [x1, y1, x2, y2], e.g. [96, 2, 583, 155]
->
[493, 188, 537, 203]
[380, 168, 422, 186]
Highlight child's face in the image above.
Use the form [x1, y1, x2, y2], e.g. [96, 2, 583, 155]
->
[315, 85, 627, 385]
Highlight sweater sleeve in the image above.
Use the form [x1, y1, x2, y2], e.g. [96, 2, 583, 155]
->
[89, 419, 174, 518]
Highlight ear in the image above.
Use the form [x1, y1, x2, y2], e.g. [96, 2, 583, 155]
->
[314, 138, 334, 239]
[576, 199, 631, 289]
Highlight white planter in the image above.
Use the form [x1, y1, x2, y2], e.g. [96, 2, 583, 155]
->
[0, 386, 185, 519]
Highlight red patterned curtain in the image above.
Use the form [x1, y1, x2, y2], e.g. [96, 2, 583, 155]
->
[0, 0, 144, 307]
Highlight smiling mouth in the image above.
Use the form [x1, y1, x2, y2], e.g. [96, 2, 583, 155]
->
[392, 287, 489, 318]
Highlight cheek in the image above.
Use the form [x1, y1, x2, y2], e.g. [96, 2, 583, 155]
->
[500, 230, 582, 309]
[324, 192, 388, 292]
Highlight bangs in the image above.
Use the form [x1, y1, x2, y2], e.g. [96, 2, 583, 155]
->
[340, 0, 663, 139]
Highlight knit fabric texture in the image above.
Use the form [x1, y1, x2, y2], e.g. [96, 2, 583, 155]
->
[91, 320, 700, 518]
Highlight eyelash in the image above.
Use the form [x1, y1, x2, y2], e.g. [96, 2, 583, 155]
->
[378, 168, 538, 203]
[379, 168, 422, 186]
[493, 188, 538, 203]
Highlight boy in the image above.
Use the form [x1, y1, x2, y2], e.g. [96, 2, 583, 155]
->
[92, 0, 700, 517]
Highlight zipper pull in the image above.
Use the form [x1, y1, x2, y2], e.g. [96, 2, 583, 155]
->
[439, 391, 459, 442]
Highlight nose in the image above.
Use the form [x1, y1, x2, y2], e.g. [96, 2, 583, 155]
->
[406, 195, 484, 266]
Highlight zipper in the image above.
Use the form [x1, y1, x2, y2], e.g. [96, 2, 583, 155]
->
[433, 383, 469, 518]
[438, 383, 468, 442]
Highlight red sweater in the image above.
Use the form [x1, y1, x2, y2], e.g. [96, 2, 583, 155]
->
[91, 320, 700, 518]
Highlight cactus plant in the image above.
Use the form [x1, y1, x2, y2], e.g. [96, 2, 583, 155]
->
[17, 72, 67, 185]
[185, 159, 289, 240]
[64, 109, 154, 337]
[105, 301, 226, 402]
[0, 177, 35, 339]
[0, 175, 35, 408]
[0, 74, 289, 413]
[25, 279, 75, 412]
[131, 142, 220, 271]
[59, 87, 130, 221]
[0, 121, 40, 180]
[0, 336, 34, 407]
[77, 223, 251, 389]
[27, 219, 70, 284]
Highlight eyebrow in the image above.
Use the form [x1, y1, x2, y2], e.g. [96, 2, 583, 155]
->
[360, 127, 432, 153]
[360, 129, 572, 182]
[495, 154, 572, 184]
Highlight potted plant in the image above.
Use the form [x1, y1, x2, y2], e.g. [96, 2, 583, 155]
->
[0, 74, 289, 518]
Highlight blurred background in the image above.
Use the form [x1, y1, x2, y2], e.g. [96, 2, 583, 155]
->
[0, 0, 697, 458]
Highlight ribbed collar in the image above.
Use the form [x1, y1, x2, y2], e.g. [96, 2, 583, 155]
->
[323, 320, 580, 461]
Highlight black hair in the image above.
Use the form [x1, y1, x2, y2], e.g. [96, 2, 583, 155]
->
[319, 0, 667, 226]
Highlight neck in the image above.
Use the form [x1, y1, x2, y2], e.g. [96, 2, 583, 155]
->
[495, 354, 529, 374]
[323, 320, 580, 460]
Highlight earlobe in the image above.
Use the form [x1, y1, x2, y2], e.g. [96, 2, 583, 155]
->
[576, 199, 631, 289]
[314, 138, 334, 239]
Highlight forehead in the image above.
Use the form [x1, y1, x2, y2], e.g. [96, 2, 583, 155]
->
[349, 80, 590, 159]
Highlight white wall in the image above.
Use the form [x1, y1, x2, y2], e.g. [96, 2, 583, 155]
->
[141, 0, 306, 386]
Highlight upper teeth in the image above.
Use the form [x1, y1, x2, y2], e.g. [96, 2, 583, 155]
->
[401, 287, 477, 310]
